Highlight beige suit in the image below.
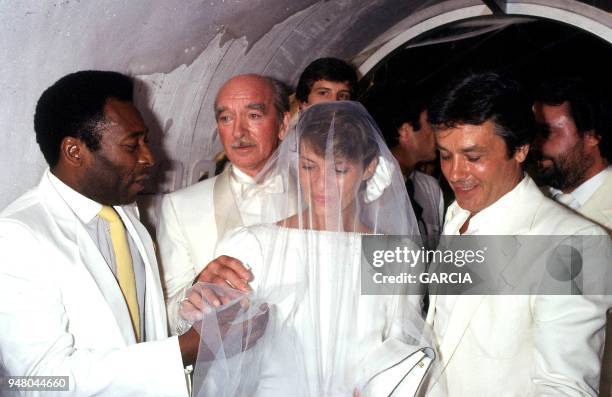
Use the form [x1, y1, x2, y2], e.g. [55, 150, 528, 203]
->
[579, 169, 612, 230]
[0, 170, 188, 396]
[555, 168, 612, 396]
[426, 176, 610, 396]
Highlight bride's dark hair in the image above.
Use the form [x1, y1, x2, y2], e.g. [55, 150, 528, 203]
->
[298, 101, 380, 168]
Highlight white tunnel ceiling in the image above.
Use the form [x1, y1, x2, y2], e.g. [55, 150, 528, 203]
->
[0, 0, 610, 210]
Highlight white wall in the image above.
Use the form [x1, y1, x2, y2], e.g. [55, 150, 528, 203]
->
[1, 0, 609, 212]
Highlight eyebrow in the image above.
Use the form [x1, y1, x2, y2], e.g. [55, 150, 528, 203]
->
[214, 106, 226, 119]
[247, 103, 266, 111]
[215, 103, 267, 120]
[300, 155, 316, 163]
[436, 143, 487, 153]
[130, 129, 148, 138]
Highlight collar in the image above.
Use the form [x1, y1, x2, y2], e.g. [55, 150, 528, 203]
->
[565, 165, 611, 207]
[230, 165, 257, 186]
[230, 164, 260, 200]
[444, 174, 531, 235]
[47, 169, 103, 224]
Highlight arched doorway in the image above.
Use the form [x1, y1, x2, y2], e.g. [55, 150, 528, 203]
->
[357, 0, 611, 75]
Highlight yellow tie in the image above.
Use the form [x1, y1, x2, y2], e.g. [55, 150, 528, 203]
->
[98, 206, 141, 342]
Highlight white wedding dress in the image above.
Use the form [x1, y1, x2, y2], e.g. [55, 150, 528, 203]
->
[209, 224, 424, 396]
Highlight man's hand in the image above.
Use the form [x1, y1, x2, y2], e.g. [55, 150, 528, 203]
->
[188, 256, 252, 309]
[199, 299, 269, 360]
[195, 255, 253, 293]
[178, 327, 200, 366]
[178, 298, 269, 366]
[179, 282, 246, 322]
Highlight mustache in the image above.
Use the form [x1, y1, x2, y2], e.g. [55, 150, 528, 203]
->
[450, 181, 477, 190]
[231, 139, 257, 149]
[537, 155, 557, 166]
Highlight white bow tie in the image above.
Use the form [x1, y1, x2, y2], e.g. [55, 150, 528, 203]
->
[241, 174, 284, 200]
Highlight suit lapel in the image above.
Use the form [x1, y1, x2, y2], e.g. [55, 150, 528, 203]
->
[433, 295, 486, 387]
[116, 206, 167, 340]
[41, 173, 135, 345]
[75, 226, 136, 344]
[214, 166, 243, 240]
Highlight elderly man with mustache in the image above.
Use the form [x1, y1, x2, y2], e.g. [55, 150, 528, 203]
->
[157, 74, 291, 335]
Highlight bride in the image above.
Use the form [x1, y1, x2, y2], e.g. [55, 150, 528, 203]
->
[187, 101, 441, 396]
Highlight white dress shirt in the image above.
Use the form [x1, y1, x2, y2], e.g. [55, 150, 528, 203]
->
[548, 165, 611, 209]
[231, 165, 264, 226]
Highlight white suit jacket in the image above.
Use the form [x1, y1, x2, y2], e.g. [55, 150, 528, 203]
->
[0, 170, 188, 397]
[157, 169, 225, 335]
[425, 176, 610, 396]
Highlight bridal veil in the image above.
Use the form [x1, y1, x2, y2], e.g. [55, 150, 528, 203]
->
[187, 101, 444, 396]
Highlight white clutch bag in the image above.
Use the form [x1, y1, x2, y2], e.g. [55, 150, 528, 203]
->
[359, 338, 435, 397]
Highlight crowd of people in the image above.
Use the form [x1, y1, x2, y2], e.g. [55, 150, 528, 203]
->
[0, 56, 610, 396]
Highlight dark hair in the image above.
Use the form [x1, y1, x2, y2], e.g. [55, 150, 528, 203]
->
[34, 70, 134, 167]
[428, 71, 535, 157]
[214, 75, 289, 124]
[269, 77, 291, 123]
[380, 84, 430, 147]
[295, 58, 358, 103]
[534, 78, 610, 161]
[297, 101, 379, 167]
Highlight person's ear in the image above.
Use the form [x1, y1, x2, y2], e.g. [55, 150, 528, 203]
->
[583, 129, 601, 149]
[513, 143, 530, 163]
[278, 111, 291, 141]
[363, 157, 379, 180]
[398, 122, 416, 140]
[60, 137, 85, 167]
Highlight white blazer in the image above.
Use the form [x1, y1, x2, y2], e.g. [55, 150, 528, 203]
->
[426, 176, 610, 397]
[0, 170, 188, 397]
[157, 171, 221, 335]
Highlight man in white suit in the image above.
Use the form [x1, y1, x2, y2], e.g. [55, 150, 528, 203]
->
[533, 78, 611, 395]
[533, 78, 611, 230]
[157, 74, 290, 335]
[424, 72, 610, 396]
[0, 71, 232, 396]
